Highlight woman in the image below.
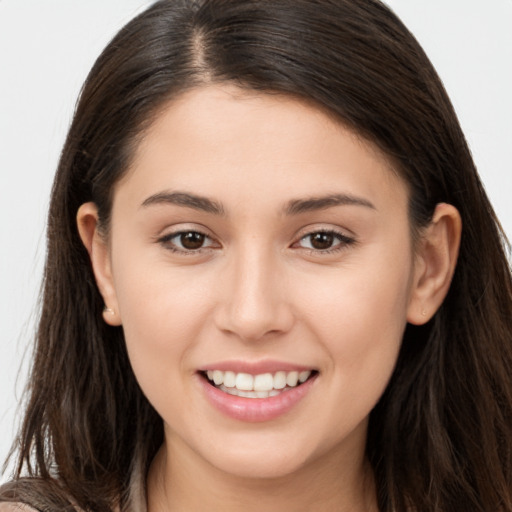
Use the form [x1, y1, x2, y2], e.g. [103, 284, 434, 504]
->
[1, 0, 511, 510]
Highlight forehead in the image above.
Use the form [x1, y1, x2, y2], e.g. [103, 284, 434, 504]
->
[115, 84, 407, 215]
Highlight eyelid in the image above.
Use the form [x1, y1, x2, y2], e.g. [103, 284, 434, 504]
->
[293, 223, 356, 240]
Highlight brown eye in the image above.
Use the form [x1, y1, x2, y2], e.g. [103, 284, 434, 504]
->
[297, 230, 354, 253]
[160, 230, 216, 253]
[309, 232, 335, 250]
[180, 232, 206, 250]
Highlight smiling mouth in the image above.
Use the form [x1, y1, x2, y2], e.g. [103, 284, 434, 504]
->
[202, 370, 317, 399]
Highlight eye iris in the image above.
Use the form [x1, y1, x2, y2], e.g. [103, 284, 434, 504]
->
[180, 232, 205, 250]
[310, 232, 334, 250]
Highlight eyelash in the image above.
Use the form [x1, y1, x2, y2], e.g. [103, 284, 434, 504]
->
[295, 229, 356, 255]
[157, 229, 356, 255]
[157, 230, 217, 255]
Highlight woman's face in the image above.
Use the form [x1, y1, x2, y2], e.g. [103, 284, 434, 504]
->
[98, 85, 421, 479]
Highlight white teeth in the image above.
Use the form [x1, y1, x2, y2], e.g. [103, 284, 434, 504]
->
[273, 371, 287, 389]
[217, 385, 289, 399]
[253, 373, 273, 391]
[223, 371, 236, 388]
[299, 371, 311, 383]
[286, 371, 299, 387]
[217, 385, 267, 398]
[235, 373, 254, 391]
[205, 369, 314, 394]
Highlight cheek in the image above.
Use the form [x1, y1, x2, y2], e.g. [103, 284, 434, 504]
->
[327, 271, 409, 346]
[298, 250, 413, 389]
[110, 255, 218, 393]
[292, 266, 410, 447]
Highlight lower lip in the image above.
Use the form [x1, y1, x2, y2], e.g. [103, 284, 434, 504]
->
[198, 373, 317, 423]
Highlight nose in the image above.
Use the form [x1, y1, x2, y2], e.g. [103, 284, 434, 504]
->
[214, 247, 294, 342]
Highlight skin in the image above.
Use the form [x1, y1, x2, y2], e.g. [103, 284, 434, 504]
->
[78, 85, 461, 511]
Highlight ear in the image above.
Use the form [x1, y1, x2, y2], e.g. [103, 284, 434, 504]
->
[76, 202, 122, 326]
[407, 203, 462, 325]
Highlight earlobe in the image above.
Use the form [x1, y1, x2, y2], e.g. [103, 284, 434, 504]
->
[76, 202, 122, 326]
[407, 203, 462, 325]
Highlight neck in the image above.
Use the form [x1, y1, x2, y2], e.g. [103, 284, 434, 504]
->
[147, 432, 378, 512]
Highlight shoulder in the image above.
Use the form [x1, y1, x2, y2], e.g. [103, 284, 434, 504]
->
[0, 504, 38, 512]
[0, 478, 82, 511]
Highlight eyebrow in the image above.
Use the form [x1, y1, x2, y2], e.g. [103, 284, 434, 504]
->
[141, 190, 374, 217]
[284, 194, 376, 215]
[141, 191, 225, 215]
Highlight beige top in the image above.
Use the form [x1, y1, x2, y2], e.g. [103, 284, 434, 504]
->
[0, 505, 37, 511]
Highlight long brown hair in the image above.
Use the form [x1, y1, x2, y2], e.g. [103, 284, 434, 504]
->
[2, 1, 511, 510]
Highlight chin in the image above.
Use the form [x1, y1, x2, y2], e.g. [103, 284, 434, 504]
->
[213, 452, 310, 480]
[199, 432, 320, 480]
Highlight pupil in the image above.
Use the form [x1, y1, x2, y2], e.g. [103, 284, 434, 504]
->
[181, 232, 205, 250]
[311, 232, 334, 250]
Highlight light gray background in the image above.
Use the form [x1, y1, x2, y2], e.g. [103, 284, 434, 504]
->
[1, 1, 511, 480]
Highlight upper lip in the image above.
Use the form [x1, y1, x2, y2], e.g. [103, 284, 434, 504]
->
[198, 360, 316, 375]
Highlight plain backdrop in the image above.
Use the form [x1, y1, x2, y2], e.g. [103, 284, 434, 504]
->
[1, 1, 511, 481]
